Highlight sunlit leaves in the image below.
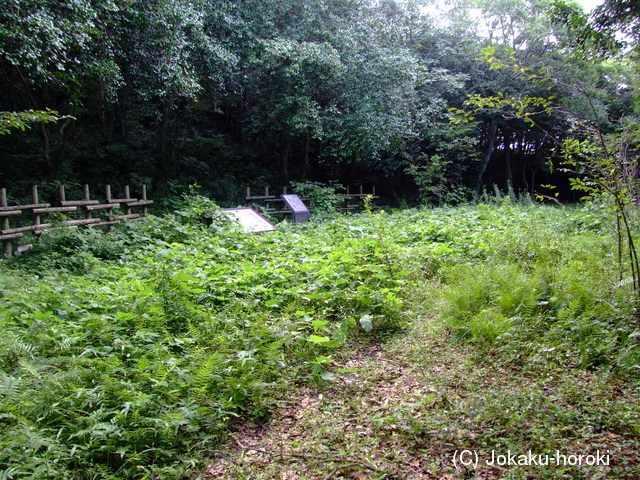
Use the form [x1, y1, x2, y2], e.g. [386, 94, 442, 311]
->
[0, 109, 70, 135]
[359, 314, 374, 332]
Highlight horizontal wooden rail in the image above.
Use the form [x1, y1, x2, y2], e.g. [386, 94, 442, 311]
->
[61, 199, 100, 206]
[245, 184, 379, 217]
[1, 184, 153, 258]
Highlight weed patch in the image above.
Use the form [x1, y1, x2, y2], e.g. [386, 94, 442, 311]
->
[1, 198, 639, 478]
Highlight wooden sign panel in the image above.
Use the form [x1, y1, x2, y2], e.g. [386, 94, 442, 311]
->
[222, 207, 276, 234]
[281, 194, 310, 223]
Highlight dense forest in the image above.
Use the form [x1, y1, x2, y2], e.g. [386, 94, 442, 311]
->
[1, 0, 638, 205]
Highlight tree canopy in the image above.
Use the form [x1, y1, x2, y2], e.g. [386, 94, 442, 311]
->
[0, 0, 637, 204]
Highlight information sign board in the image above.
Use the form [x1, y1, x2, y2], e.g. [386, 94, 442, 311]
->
[280, 194, 310, 223]
[222, 207, 277, 234]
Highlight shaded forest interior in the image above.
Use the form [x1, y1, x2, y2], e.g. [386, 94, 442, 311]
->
[1, 0, 638, 206]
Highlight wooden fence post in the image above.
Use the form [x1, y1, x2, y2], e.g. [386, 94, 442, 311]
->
[1, 188, 10, 258]
[125, 186, 132, 216]
[32, 185, 41, 232]
[83, 184, 91, 221]
[142, 185, 149, 215]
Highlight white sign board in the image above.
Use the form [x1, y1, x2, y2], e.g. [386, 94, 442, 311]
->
[222, 207, 277, 234]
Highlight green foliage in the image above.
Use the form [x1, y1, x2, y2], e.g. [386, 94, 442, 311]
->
[0, 0, 431, 189]
[0, 194, 409, 478]
[1, 0, 637, 202]
[290, 181, 346, 216]
[460, 47, 640, 301]
[1, 196, 640, 478]
[0, 110, 69, 135]
[421, 203, 640, 373]
[405, 153, 473, 206]
[550, 0, 640, 57]
[452, 46, 557, 128]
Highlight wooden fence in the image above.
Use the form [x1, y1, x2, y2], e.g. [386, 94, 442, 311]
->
[1, 184, 153, 258]
[245, 185, 379, 216]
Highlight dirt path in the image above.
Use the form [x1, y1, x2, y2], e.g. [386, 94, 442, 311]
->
[204, 320, 640, 480]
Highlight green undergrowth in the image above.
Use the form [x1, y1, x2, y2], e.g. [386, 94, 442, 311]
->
[429, 201, 640, 372]
[0, 194, 408, 479]
[1, 194, 639, 479]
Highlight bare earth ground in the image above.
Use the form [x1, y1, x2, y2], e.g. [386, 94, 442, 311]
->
[204, 319, 640, 480]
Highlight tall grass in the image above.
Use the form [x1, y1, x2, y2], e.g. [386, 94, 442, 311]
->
[423, 201, 639, 371]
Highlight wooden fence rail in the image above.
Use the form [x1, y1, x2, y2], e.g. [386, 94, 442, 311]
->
[1, 184, 153, 258]
[245, 185, 379, 216]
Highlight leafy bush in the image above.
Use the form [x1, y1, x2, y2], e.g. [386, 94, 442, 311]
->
[290, 181, 346, 216]
[406, 153, 473, 206]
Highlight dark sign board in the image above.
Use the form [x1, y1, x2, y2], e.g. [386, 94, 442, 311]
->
[281, 194, 310, 224]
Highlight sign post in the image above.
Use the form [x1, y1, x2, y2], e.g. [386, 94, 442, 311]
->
[281, 194, 310, 223]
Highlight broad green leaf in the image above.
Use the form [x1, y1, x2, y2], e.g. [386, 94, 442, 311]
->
[320, 371, 335, 381]
[308, 335, 331, 343]
[359, 314, 373, 332]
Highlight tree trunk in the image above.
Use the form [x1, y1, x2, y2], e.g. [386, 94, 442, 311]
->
[475, 120, 497, 197]
[522, 157, 529, 193]
[54, 106, 76, 167]
[117, 84, 133, 142]
[280, 139, 291, 182]
[38, 123, 57, 181]
[118, 100, 128, 142]
[98, 81, 106, 129]
[504, 130, 513, 190]
[302, 135, 310, 179]
[158, 105, 170, 182]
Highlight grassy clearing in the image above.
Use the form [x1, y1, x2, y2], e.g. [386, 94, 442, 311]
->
[206, 320, 640, 479]
[1, 195, 639, 479]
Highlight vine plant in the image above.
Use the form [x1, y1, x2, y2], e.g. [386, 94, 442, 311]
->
[452, 46, 640, 308]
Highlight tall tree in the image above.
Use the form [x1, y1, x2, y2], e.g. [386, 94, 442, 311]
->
[409, 0, 595, 198]
[0, 0, 125, 179]
[231, 0, 422, 182]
